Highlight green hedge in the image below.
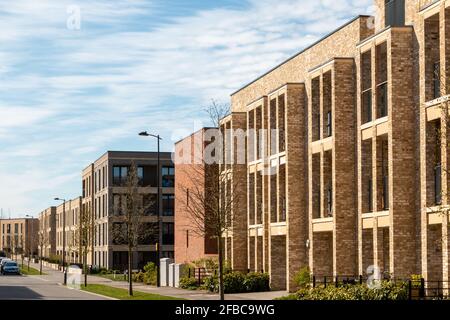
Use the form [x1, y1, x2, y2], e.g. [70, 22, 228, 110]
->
[179, 277, 199, 290]
[201, 272, 270, 294]
[277, 281, 409, 300]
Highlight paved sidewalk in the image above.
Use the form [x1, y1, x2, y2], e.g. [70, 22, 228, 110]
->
[28, 261, 287, 300]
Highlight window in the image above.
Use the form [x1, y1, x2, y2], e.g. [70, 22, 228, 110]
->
[385, 0, 405, 27]
[326, 111, 332, 137]
[138, 166, 144, 185]
[383, 175, 389, 210]
[186, 230, 189, 248]
[368, 179, 373, 212]
[14, 223, 18, 234]
[113, 166, 128, 186]
[435, 163, 442, 205]
[434, 61, 441, 99]
[162, 167, 175, 187]
[162, 195, 175, 216]
[143, 194, 157, 216]
[327, 186, 333, 217]
[162, 223, 174, 245]
[113, 194, 126, 215]
[377, 82, 388, 118]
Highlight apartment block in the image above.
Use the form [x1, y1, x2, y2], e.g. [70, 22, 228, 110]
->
[55, 197, 82, 264]
[219, 0, 450, 292]
[0, 218, 39, 257]
[38, 207, 56, 258]
[82, 151, 175, 271]
[174, 128, 219, 264]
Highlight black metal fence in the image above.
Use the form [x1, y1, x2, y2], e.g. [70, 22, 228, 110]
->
[311, 274, 449, 300]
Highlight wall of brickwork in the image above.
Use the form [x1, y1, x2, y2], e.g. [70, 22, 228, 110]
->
[285, 84, 308, 292]
[361, 229, 374, 275]
[332, 59, 358, 276]
[270, 235, 287, 290]
[311, 232, 333, 276]
[427, 224, 443, 281]
[388, 28, 417, 278]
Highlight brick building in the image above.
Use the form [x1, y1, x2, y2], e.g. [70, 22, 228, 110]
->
[174, 128, 218, 264]
[0, 218, 39, 258]
[38, 207, 56, 258]
[217, 0, 450, 292]
[55, 197, 82, 264]
[82, 151, 175, 270]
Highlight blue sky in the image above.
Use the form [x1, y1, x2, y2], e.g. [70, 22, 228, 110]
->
[0, 0, 373, 217]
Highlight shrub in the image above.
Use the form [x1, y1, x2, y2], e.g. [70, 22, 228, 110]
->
[294, 267, 311, 289]
[143, 262, 157, 285]
[132, 271, 145, 283]
[180, 277, 199, 290]
[223, 272, 247, 293]
[243, 272, 270, 292]
[286, 281, 409, 300]
[410, 275, 423, 289]
[202, 275, 219, 293]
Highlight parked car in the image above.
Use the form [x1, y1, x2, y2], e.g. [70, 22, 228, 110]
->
[0, 258, 11, 273]
[2, 261, 20, 275]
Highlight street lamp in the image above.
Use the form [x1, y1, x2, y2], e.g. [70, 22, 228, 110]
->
[139, 131, 162, 287]
[25, 215, 34, 271]
[54, 197, 67, 285]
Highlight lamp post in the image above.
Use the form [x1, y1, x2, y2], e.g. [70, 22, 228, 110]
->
[54, 197, 67, 285]
[139, 131, 162, 287]
[25, 215, 34, 271]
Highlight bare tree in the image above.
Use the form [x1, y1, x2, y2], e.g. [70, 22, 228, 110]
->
[178, 101, 242, 300]
[112, 162, 155, 296]
[37, 230, 49, 275]
[73, 205, 94, 287]
[27, 226, 38, 272]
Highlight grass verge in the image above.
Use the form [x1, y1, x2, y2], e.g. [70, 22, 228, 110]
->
[80, 284, 184, 300]
[20, 265, 46, 275]
[95, 273, 127, 281]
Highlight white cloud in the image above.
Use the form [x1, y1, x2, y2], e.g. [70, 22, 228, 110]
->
[0, 0, 374, 215]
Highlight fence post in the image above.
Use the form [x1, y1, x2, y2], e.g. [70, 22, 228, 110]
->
[324, 276, 327, 288]
[188, 268, 191, 278]
[420, 278, 425, 299]
[197, 269, 201, 286]
[359, 275, 363, 285]
[408, 280, 412, 300]
[312, 276, 316, 288]
[335, 276, 339, 288]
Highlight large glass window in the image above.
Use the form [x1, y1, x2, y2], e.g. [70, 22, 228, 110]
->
[162, 166, 175, 187]
[113, 166, 129, 186]
[162, 195, 175, 216]
[385, 0, 405, 27]
[162, 223, 174, 245]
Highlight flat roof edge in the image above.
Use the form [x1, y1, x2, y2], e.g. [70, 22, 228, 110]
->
[230, 15, 371, 96]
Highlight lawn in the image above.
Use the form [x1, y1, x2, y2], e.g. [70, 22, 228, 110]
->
[81, 284, 184, 300]
[95, 273, 127, 281]
[20, 265, 46, 275]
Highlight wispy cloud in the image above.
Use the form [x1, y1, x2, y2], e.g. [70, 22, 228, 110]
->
[0, 0, 373, 215]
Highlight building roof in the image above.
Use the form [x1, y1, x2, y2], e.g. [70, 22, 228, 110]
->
[230, 15, 371, 96]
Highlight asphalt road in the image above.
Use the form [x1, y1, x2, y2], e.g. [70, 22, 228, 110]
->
[0, 272, 109, 300]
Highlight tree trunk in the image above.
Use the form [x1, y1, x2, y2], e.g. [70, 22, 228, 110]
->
[84, 252, 88, 287]
[128, 248, 133, 296]
[39, 247, 43, 275]
[217, 237, 225, 300]
[28, 253, 30, 271]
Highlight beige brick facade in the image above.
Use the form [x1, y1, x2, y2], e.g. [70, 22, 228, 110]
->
[219, 0, 450, 292]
